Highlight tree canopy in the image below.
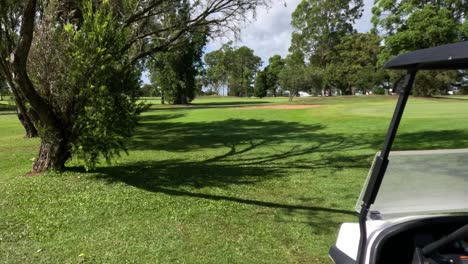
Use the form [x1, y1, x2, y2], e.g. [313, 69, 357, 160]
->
[372, 0, 467, 96]
[325, 33, 384, 95]
[254, 70, 268, 98]
[288, 0, 364, 96]
[290, 0, 364, 66]
[204, 43, 262, 97]
[149, 9, 208, 105]
[264, 55, 285, 97]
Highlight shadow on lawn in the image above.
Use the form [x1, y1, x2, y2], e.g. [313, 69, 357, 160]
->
[87, 116, 374, 223]
[144, 101, 272, 111]
[393, 129, 468, 150]
[130, 114, 374, 153]
[86, 113, 468, 234]
[191, 101, 270, 106]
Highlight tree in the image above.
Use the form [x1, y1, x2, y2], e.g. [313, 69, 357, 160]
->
[254, 70, 268, 98]
[150, 29, 207, 104]
[264, 55, 285, 97]
[205, 43, 262, 97]
[148, 1, 208, 105]
[278, 52, 321, 101]
[140, 84, 159, 97]
[229, 46, 262, 97]
[204, 44, 234, 95]
[372, 0, 467, 96]
[325, 33, 384, 95]
[0, 0, 268, 173]
[290, 0, 363, 67]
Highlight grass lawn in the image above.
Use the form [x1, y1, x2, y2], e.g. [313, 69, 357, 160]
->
[1, 96, 468, 263]
[436, 95, 468, 100]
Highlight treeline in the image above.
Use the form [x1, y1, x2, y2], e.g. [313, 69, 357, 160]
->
[145, 0, 468, 103]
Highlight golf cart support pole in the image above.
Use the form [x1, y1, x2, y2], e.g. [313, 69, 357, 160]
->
[356, 69, 417, 264]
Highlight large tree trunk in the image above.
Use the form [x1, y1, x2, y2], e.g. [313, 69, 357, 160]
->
[33, 134, 70, 172]
[174, 94, 188, 105]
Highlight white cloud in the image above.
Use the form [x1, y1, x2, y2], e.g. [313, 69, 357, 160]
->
[205, 0, 374, 67]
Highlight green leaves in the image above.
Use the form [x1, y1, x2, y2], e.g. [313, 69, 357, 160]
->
[290, 0, 364, 65]
[52, 0, 145, 169]
[64, 23, 73, 33]
[253, 70, 268, 98]
[204, 43, 262, 97]
[372, 0, 467, 96]
[149, 26, 207, 105]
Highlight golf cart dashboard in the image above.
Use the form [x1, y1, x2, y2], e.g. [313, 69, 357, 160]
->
[373, 216, 468, 264]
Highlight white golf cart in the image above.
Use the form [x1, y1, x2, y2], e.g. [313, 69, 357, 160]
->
[329, 41, 468, 264]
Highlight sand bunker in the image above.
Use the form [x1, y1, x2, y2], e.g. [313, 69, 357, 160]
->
[240, 104, 321, 110]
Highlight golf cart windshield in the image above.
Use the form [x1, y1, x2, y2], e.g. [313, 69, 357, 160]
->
[357, 149, 468, 218]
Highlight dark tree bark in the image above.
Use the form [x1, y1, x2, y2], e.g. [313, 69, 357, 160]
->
[174, 94, 188, 105]
[9, 0, 69, 173]
[33, 135, 70, 172]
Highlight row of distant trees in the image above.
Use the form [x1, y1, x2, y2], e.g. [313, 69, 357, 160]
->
[144, 0, 468, 103]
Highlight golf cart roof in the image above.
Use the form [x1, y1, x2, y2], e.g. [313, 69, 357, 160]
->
[384, 41, 468, 70]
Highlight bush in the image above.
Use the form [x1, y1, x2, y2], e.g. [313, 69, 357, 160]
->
[459, 86, 468, 95]
[372, 87, 386, 95]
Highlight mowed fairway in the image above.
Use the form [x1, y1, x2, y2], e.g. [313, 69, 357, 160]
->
[1, 96, 468, 263]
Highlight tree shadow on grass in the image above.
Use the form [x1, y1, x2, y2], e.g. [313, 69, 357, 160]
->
[393, 129, 468, 150]
[130, 115, 374, 153]
[83, 117, 373, 231]
[139, 113, 187, 121]
[89, 156, 360, 237]
[191, 101, 270, 106]
[143, 101, 272, 111]
[88, 114, 468, 235]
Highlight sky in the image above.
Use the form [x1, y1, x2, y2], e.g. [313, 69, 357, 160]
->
[142, 0, 374, 83]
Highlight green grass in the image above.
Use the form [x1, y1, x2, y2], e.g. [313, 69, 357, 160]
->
[435, 95, 468, 100]
[1, 95, 468, 263]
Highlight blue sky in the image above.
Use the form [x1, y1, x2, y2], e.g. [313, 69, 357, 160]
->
[142, 0, 373, 84]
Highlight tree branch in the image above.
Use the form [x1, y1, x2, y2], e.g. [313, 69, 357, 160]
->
[9, 0, 61, 130]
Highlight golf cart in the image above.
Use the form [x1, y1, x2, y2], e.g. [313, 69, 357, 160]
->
[329, 41, 468, 264]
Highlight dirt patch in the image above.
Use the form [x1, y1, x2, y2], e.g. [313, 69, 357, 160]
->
[239, 104, 321, 110]
[25, 172, 40, 177]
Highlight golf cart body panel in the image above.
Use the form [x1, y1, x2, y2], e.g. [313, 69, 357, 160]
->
[330, 41, 468, 264]
[331, 215, 468, 264]
[332, 215, 446, 263]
